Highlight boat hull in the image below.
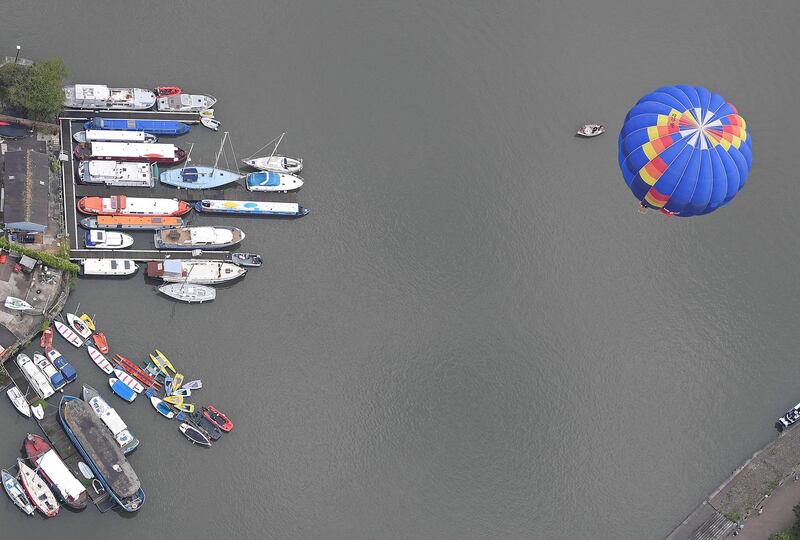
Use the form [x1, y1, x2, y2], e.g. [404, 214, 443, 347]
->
[153, 226, 244, 250]
[84, 117, 190, 136]
[195, 199, 309, 217]
[160, 166, 241, 189]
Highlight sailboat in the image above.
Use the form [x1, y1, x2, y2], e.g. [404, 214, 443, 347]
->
[159, 132, 242, 189]
[242, 132, 303, 173]
[5, 296, 33, 311]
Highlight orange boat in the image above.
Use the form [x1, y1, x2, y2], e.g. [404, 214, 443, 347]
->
[40, 326, 53, 349]
[155, 86, 181, 97]
[78, 196, 191, 217]
[114, 354, 160, 389]
[92, 332, 109, 354]
[80, 215, 184, 231]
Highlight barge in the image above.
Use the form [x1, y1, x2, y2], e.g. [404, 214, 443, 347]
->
[64, 84, 156, 110]
[78, 160, 157, 187]
[84, 117, 191, 136]
[78, 195, 192, 217]
[80, 215, 184, 230]
[146, 259, 246, 284]
[74, 142, 187, 165]
[195, 199, 309, 217]
[74, 129, 157, 144]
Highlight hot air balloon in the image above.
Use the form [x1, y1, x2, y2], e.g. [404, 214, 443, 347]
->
[618, 85, 752, 217]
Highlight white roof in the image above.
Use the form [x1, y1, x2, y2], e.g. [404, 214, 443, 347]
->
[88, 160, 152, 179]
[86, 130, 147, 143]
[100, 407, 129, 436]
[89, 142, 176, 159]
[190, 227, 233, 243]
[75, 84, 110, 100]
[39, 450, 86, 499]
[82, 259, 137, 274]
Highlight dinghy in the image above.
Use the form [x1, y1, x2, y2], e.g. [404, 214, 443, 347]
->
[243, 155, 303, 174]
[5, 296, 33, 311]
[2, 469, 35, 515]
[67, 312, 93, 339]
[109, 378, 137, 403]
[172, 388, 192, 398]
[55, 320, 84, 347]
[115, 354, 161, 389]
[189, 412, 222, 440]
[179, 423, 211, 447]
[231, 252, 263, 267]
[171, 372, 185, 391]
[158, 283, 217, 303]
[147, 390, 176, 419]
[87, 345, 114, 374]
[6, 386, 31, 417]
[154, 86, 182, 97]
[200, 116, 221, 131]
[182, 379, 203, 390]
[164, 395, 184, 406]
[175, 402, 195, 413]
[17, 459, 59, 517]
[113, 369, 145, 394]
[203, 405, 233, 432]
[31, 403, 45, 420]
[577, 124, 605, 137]
[151, 350, 176, 375]
[93, 332, 109, 354]
[78, 462, 94, 480]
[245, 171, 303, 192]
[40, 326, 54, 348]
[79, 314, 96, 331]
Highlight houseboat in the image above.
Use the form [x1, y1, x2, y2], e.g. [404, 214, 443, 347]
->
[146, 260, 246, 284]
[78, 160, 156, 187]
[195, 199, 309, 217]
[74, 142, 187, 165]
[63, 84, 156, 110]
[80, 259, 138, 277]
[84, 117, 190, 136]
[59, 396, 145, 512]
[153, 226, 245, 250]
[78, 195, 191, 216]
[156, 93, 216, 112]
[73, 129, 157, 144]
[82, 385, 139, 455]
[80, 215, 184, 231]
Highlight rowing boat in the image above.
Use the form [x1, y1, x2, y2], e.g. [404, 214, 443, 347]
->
[54, 321, 84, 347]
[87, 345, 114, 374]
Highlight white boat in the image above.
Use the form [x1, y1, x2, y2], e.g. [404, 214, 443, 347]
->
[245, 171, 303, 192]
[78, 195, 191, 216]
[158, 283, 216, 303]
[6, 386, 31, 417]
[195, 199, 309, 217]
[24, 434, 87, 510]
[17, 459, 59, 517]
[16, 353, 54, 399]
[113, 369, 145, 394]
[80, 259, 139, 276]
[63, 84, 156, 110]
[31, 403, 44, 420]
[147, 260, 246, 285]
[83, 385, 139, 454]
[200, 116, 221, 131]
[4, 296, 33, 311]
[78, 160, 156, 187]
[74, 142, 187, 164]
[54, 320, 84, 348]
[156, 93, 216, 112]
[153, 226, 245, 250]
[67, 312, 93, 339]
[2, 469, 35, 515]
[84, 229, 135, 249]
[243, 155, 303, 174]
[33, 352, 66, 391]
[87, 345, 114, 374]
[577, 124, 605, 137]
[73, 129, 157, 144]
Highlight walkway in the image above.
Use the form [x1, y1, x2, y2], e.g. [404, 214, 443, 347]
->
[735, 475, 800, 539]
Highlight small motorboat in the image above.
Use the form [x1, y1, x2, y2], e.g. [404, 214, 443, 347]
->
[84, 229, 135, 249]
[200, 116, 221, 131]
[157, 93, 216, 112]
[245, 171, 303, 192]
[93, 332, 109, 354]
[40, 326, 54, 349]
[80, 314, 96, 331]
[113, 369, 145, 394]
[54, 320, 84, 347]
[158, 283, 217, 303]
[2, 469, 35, 515]
[147, 390, 176, 419]
[87, 345, 114, 374]
[46, 348, 77, 383]
[6, 386, 31, 417]
[189, 412, 222, 440]
[577, 124, 605, 137]
[231, 252, 263, 267]
[109, 378, 137, 403]
[17, 459, 58, 517]
[33, 352, 66, 391]
[776, 401, 800, 431]
[243, 155, 303, 174]
[5, 296, 33, 311]
[179, 423, 211, 447]
[203, 405, 233, 432]
[31, 403, 45, 420]
[155, 86, 182, 97]
[172, 388, 192, 398]
[182, 379, 203, 390]
[67, 312, 93, 339]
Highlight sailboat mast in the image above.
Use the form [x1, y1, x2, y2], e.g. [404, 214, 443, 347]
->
[212, 132, 229, 172]
[181, 143, 195, 174]
[269, 132, 285, 158]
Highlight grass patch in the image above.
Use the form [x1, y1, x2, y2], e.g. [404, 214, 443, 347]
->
[0, 236, 78, 274]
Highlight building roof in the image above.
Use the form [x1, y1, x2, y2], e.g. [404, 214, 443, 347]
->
[2, 149, 49, 232]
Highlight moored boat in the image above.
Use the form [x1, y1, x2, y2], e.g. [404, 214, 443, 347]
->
[6, 385, 31, 417]
[40, 326, 54, 348]
[82, 385, 139, 455]
[2, 469, 35, 515]
[157, 93, 216, 112]
[183, 379, 203, 390]
[195, 199, 309, 217]
[115, 354, 160, 389]
[63, 84, 156, 110]
[148, 391, 177, 419]
[159, 283, 214, 306]
[80, 215, 184, 231]
[59, 396, 145, 511]
[153, 226, 245, 250]
[151, 350, 176, 375]
[113, 369, 145, 394]
[81, 259, 139, 276]
[159, 165, 241, 189]
[200, 116, 221, 131]
[203, 405, 233, 432]
[78, 195, 192, 216]
[87, 345, 114, 374]
[54, 320, 84, 348]
[84, 229, 135, 249]
[73, 129, 157, 144]
[79, 314, 96, 331]
[24, 433, 87, 510]
[67, 312, 93, 339]
[78, 160, 156, 187]
[17, 355, 55, 400]
[0, 123, 28, 139]
[146, 260, 246, 284]
[17, 459, 59, 517]
[93, 332, 109, 353]
[172, 388, 192, 397]
[46, 348, 77, 383]
[33, 352, 67, 391]
[243, 154, 303, 174]
[231, 252, 263, 267]
[4, 296, 33, 311]
[776, 401, 800, 431]
[74, 142, 187, 165]
[179, 423, 211, 447]
[245, 171, 303, 192]
[108, 378, 137, 403]
[175, 402, 195, 414]
[155, 86, 181, 97]
[189, 411, 222, 440]
[84, 117, 190, 136]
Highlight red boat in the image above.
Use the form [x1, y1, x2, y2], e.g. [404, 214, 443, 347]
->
[92, 332, 109, 354]
[24, 434, 88, 510]
[203, 406, 233, 432]
[155, 86, 182, 97]
[40, 326, 54, 349]
[115, 354, 161, 389]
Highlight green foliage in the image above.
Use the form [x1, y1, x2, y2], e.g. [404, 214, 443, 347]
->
[0, 236, 79, 274]
[50, 158, 60, 174]
[0, 58, 67, 121]
[767, 504, 800, 539]
[725, 512, 740, 523]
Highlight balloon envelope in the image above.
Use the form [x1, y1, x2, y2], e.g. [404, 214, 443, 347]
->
[618, 85, 752, 217]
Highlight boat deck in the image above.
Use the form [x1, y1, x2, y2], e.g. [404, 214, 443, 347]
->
[36, 405, 115, 511]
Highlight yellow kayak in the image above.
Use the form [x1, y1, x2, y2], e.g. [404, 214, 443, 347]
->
[152, 350, 176, 374]
[80, 314, 96, 331]
[164, 395, 184, 406]
[172, 372, 184, 391]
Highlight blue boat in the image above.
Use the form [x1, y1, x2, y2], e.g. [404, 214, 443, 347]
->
[108, 378, 136, 403]
[160, 166, 241, 189]
[195, 199, 309, 217]
[84, 117, 190, 136]
[47, 349, 77, 383]
[58, 396, 144, 512]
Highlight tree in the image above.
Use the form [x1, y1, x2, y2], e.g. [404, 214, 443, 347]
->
[768, 532, 793, 540]
[0, 57, 66, 121]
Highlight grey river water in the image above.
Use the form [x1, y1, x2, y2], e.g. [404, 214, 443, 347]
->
[1, 1, 800, 538]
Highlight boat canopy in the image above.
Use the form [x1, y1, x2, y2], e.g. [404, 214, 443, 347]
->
[246, 171, 281, 187]
[75, 85, 111, 100]
[190, 227, 233, 244]
[39, 451, 86, 501]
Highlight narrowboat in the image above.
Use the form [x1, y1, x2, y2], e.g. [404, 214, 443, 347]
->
[74, 142, 187, 165]
[195, 199, 309, 217]
[84, 117, 191, 136]
[63, 84, 156, 110]
[73, 129, 157, 144]
[80, 215, 184, 231]
[80, 259, 139, 277]
[78, 195, 191, 216]
[153, 226, 244, 250]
